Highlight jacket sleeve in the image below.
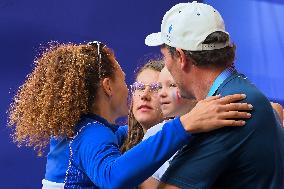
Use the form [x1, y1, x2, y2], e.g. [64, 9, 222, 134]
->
[75, 117, 191, 189]
[115, 125, 128, 147]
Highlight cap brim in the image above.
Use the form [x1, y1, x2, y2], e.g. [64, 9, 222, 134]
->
[145, 32, 163, 46]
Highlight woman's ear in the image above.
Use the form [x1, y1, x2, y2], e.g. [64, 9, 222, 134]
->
[101, 78, 113, 98]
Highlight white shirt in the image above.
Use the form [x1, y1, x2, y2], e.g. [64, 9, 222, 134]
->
[143, 120, 177, 181]
[42, 179, 64, 189]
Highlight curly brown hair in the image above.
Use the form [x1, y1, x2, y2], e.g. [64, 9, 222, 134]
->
[8, 42, 116, 155]
[121, 59, 164, 153]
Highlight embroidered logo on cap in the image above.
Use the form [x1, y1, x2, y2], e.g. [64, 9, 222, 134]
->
[168, 24, 173, 34]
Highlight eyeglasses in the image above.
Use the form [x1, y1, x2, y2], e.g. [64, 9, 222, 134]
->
[87, 41, 106, 78]
[130, 82, 162, 94]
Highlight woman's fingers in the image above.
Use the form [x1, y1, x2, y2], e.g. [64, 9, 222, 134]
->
[222, 103, 253, 112]
[217, 94, 246, 105]
[216, 119, 246, 127]
[203, 95, 221, 102]
[180, 93, 253, 133]
[220, 111, 251, 119]
[198, 119, 247, 132]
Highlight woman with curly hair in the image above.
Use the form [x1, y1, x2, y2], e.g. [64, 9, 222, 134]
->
[8, 41, 252, 189]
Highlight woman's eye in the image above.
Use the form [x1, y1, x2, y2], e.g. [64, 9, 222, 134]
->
[170, 83, 177, 87]
[137, 85, 145, 90]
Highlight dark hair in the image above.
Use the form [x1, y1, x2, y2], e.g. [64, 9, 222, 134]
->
[8, 42, 116, 154]
[134, 58, 165, 78]
[165, 31, 236, 68]
[121, 59, 164, 153]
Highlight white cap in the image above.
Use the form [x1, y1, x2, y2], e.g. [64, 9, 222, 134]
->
[145, 1, 230, 51]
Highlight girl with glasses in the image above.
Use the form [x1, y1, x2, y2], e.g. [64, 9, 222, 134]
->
[139, 65, 198, 188]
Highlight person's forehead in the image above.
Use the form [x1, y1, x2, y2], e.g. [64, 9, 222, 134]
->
[159, 68, 174, 81]
[159, 68, 169, 78]
[137, 69, 159, 83]
[113, 59, 124, 73]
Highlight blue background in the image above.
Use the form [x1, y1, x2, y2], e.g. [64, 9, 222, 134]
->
[205, 0, 284, 103]
[0, 0, 282, 188]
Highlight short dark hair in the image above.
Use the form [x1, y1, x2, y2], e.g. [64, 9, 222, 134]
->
[135, 59, 165, 77]
[164, 31, 236, 68]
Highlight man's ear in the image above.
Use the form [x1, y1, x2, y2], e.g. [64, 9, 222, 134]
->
[176, 48, 190, 71]
[101, 78, 113, 98]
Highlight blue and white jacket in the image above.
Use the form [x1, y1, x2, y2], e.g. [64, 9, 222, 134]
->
[43, 114, 190, 189]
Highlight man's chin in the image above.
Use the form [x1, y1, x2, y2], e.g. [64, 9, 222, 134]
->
[180, 91, 196, 100]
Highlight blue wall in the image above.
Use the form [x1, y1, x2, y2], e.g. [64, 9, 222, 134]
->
[204, 0, 284, 104]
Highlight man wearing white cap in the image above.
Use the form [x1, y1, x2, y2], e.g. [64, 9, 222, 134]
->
[145, 1, 284, 189]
